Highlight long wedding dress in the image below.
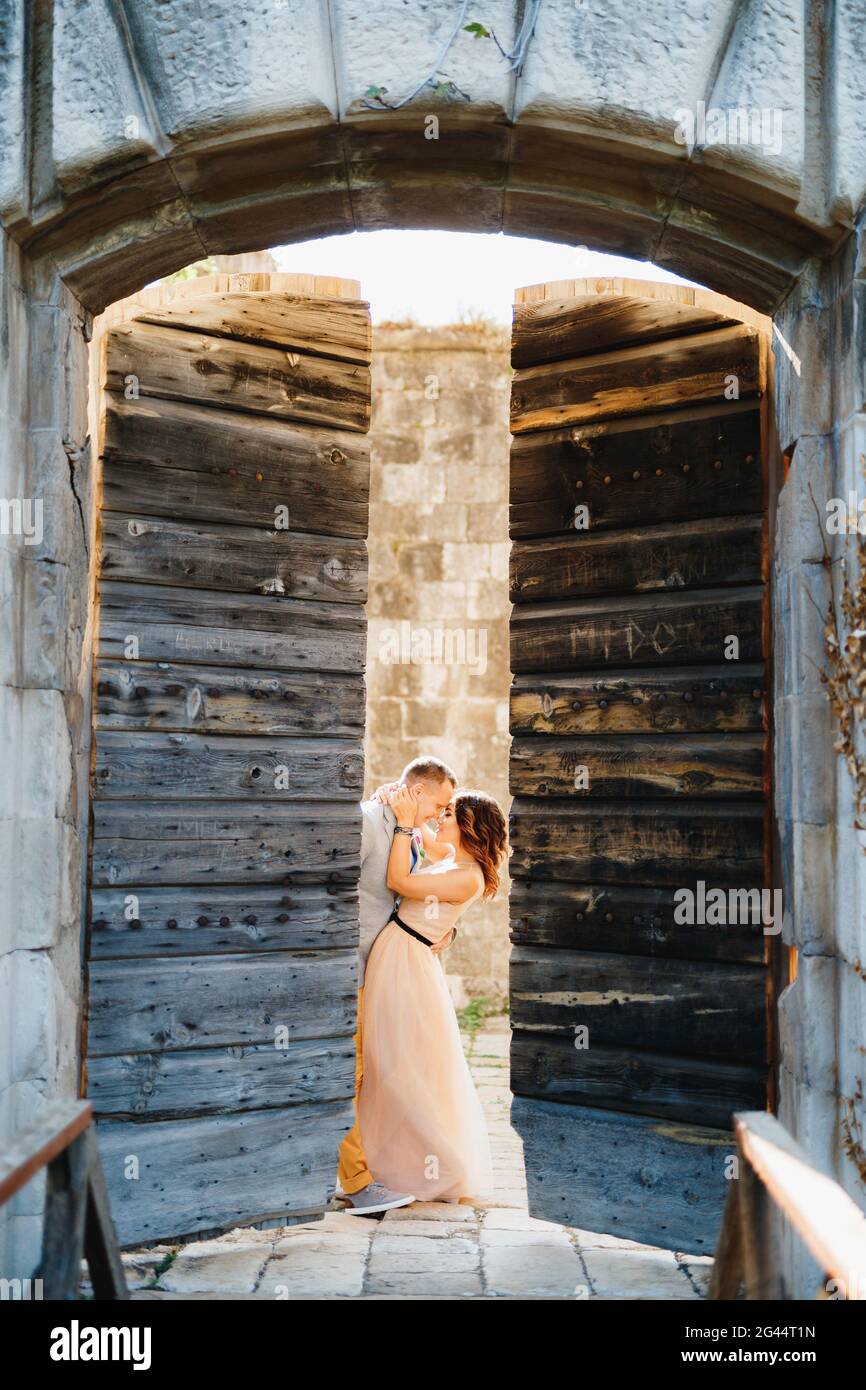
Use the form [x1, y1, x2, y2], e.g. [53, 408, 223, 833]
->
[357, 857, 495, 1203]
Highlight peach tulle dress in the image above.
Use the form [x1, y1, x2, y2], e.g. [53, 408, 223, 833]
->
[357, 856, 495, 1203]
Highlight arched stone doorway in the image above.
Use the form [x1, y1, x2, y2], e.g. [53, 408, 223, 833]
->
[1, 1, 856, 314]
[2, 0, 864, 1295]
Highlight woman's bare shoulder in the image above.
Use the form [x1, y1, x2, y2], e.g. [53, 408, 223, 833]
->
[432, 861, 485, 902]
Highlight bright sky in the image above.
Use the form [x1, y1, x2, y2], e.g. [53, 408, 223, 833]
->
[271, 231, 700, 325]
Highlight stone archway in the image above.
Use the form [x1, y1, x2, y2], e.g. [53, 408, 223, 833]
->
[1, 1, 858, 314]
[2, 1, 864, 1295]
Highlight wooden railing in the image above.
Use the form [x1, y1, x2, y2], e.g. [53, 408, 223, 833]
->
[710, 1111, 866, 1300]
[0, 1099, 128, 1299]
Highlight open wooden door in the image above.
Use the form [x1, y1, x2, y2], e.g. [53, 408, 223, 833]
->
[508, 279, 773, 1253]
[82, 273, 370, 1246]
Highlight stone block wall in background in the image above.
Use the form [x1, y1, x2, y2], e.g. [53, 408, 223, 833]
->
[365, 324, 512, 1006]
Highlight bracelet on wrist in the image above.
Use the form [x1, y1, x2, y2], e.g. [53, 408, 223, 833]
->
[394, 825, 414, 835]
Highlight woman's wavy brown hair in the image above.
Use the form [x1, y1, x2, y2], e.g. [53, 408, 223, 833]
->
[453, 790, 509, 900]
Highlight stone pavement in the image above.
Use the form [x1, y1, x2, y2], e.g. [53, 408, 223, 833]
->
[103, 1019, 711, 1301]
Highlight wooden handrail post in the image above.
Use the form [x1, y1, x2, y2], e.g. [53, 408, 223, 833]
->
[708, 1176, 744, 1299]
[710, 1111, 866, 1300]
[36, 1130, 91, 1299]
[737, 1153, 783, 1299]
[1, 1101, 129, 1300]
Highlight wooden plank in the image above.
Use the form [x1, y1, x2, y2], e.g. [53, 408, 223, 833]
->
[135, 291, 372, 363]
[97, 582, 366, 673]
[510, 666, 766, 736]
[36, 1130, 90, 1300]
[708, 1181, 745, 1299]
[511, 294, 736, 368]
[101, 273, 364, 328]
[510, 1030, 765, 1127]
[509, 798, 764, 885]
[738, 1149, 783, 1298]
[510, 587, 764, 673]
[508, 880, 764, 963]
[82, 1127, 132, 1300]
[511, 325, 760, 432]
[0, 1100, 93, 1207]
[511, 1095, 728, 1253]
[88, 1037, 356, 1119]
[92, 732, 364, 801]
[99, 514, 367, 604]
[94, 1100, 354, 1247]
[510, 945, 767, 1063]
[90, 800, 361, 887]
[510, 516, 762, 602]
[510, 407, 761, 538]
[89, 885, 359, 959]
[87, 950, 357, 1056]
[513, 278, 770, 336]
[105, 321, 371, 431]
[101, 396, 369, 536]
[509, 734, 765, 799]
[95, 661, 365, 737]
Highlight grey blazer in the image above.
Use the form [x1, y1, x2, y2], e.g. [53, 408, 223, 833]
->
[357, 798, 399, 987]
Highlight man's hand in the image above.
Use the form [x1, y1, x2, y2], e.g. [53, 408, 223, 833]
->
[371, 780, 401, 804]
[430, 928, 456, 955]
[385, 784, 421, 829]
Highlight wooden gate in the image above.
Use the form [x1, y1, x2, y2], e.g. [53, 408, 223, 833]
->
[508, 279, 773, 1253]
[82, 273, 371, 1246]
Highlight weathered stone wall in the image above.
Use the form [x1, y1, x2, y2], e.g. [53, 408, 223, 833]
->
[0, 229, 94, 1279]
[772, 226, 866, 1296]
[365, 325, 512, 1004]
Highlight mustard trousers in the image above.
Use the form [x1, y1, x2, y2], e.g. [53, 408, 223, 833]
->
[337, 985, 373, 1194]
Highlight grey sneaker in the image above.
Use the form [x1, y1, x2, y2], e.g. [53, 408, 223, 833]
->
[337, 1181, 415, 1216]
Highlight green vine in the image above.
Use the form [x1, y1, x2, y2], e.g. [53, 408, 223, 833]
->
[809, 461, 866, 837]
[841, 1086, 866, 1189]
[364, 0, 542, 110]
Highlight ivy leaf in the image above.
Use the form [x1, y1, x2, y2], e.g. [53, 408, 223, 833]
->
[431, 73, 455, 97]
[464, 21, 491, 38]
[429, 72, 471, 102]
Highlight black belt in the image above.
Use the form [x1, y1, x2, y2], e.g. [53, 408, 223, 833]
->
[388, 906, 456, 947]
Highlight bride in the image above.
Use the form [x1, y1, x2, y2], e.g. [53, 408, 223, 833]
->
[357, 784, 508, 1204]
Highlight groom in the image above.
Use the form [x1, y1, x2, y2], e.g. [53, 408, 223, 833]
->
[336, 754, 458, 1215]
